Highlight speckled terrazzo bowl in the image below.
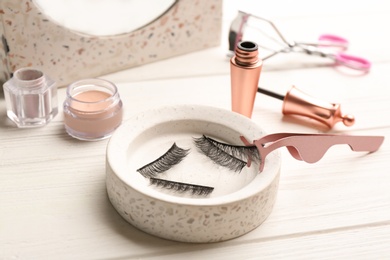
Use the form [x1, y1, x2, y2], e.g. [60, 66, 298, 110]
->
[106, 105, 281, 243]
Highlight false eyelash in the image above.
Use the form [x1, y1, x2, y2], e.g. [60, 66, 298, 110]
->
[150, 177, 214, 196]
[202, 135, 261, 164]
[137, 143, 190, 178]
[193, 135, 247, 172]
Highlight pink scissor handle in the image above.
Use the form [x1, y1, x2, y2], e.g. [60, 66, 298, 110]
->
[318, 34, 371, 71]
[318, 34, 349, 50]
[334, 53, 372, 72]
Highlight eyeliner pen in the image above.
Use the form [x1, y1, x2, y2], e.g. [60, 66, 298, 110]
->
[257, 86, 355, 128]
[257, 87, 284, 101]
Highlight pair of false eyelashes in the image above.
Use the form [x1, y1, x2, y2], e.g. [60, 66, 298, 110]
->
[137, 135, 260, 196]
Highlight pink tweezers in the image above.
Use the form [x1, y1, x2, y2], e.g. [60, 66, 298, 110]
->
[240, 133, 385, 172]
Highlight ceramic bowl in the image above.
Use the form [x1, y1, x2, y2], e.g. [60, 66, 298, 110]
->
[106, 105, 281, 243]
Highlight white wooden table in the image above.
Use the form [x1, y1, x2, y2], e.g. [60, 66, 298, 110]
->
[2, 1, 390, 259]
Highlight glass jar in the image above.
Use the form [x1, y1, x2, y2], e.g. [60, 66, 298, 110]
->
[63, 78, 123, 141]
[3, 67, 58, 127]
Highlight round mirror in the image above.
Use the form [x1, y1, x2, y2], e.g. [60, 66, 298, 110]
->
[33, 0, 177, 36]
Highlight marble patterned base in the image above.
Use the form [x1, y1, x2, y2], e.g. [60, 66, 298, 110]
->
[105, 105, 281, 243]
[0, 0, 222, 86]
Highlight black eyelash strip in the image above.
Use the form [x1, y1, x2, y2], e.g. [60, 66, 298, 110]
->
[137, 143, 190, 178]
[193, 135, 247, 172]
[149, 177, 214, 196]
[202, 135, 260, 163]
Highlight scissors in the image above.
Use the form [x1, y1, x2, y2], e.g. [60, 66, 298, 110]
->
[229, 11, 371, 72]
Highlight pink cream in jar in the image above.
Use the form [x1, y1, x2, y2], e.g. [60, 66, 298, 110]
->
[63, 78, 123, 141]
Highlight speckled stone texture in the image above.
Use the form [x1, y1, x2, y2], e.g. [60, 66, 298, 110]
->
[0, 0, 222, 86]
[106, 164, 280, 243]
[0, 13, 8, 83]
[105, 105, 282, 243]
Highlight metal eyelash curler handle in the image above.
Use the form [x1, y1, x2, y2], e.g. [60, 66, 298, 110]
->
[240, 133, 385, 172]
[229, 11, 371, 72]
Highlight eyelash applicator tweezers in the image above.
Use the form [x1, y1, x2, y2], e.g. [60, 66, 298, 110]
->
[229, 37, 384, 173]
[240, 133, 384, 172]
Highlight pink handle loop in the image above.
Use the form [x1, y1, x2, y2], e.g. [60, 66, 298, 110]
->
[319, 34, 349, 45]
[318, 34, 349, 50]
[334, 53, 371, 72]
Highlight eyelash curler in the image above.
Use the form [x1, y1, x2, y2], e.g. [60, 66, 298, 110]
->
[229, 11, 371, 72]
[240, 133, 385, 172]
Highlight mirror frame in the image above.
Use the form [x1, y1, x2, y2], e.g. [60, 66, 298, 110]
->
[0, 0, 222, 86]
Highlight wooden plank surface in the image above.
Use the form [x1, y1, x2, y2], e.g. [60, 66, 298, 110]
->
[1, 1, 390, 259]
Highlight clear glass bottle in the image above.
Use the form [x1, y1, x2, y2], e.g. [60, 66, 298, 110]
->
[63, 78, 123, 141]
[3, 68, 58, 127]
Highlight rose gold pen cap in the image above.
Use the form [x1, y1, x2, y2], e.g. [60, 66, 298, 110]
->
[230, 41, 263, 118]
[282, 86, 355, 128]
